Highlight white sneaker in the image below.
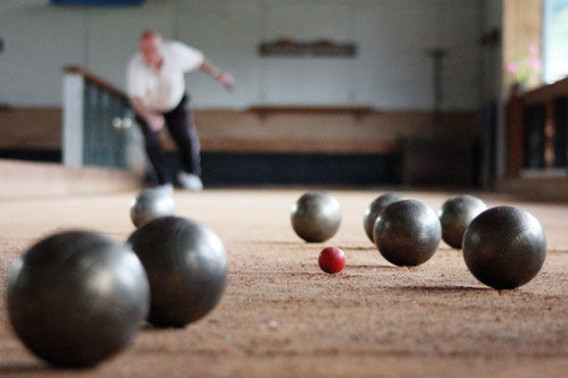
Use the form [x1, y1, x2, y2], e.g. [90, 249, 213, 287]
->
[177, 172, 203, 191]
[156, 183, 174, 195]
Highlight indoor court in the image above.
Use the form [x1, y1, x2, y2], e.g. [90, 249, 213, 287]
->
[0, 162, 566, 377]
[1, 1, 568, 377]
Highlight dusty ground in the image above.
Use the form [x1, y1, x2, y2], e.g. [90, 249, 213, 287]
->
[0, 179, 567, 377]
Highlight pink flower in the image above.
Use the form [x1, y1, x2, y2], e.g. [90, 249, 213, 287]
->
[529, 56, 542, 71]
[507, 44, 541, 84]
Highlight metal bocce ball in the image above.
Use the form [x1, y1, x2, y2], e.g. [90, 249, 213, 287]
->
[438, 194, 487, 249]
[130, 188, 175, 228]
[373, 199, 441, 267]
[127, 216, 228, 328]
[290, 191, 341, 243]
[7, 230, 150, 368]
[462, 206, 546, 290]
[363, 193, 405, 243]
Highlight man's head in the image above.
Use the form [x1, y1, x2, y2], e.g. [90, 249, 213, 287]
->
[139, 31, 163, 68]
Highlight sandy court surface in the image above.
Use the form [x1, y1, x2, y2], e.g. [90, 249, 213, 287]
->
[0, 183, 567, 377]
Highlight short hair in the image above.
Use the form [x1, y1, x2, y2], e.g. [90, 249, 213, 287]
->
[140, 30, 161, 42]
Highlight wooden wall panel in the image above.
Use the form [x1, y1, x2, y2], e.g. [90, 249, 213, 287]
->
[0, 107, 62, 150]
[503, 0, 543, 94]
[0, 107, 478, 154]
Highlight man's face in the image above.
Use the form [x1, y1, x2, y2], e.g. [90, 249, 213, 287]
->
[139, 35, 162, 67]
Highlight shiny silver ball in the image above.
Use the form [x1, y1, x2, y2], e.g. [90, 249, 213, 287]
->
[291, 191, 341, 243]
[130, 188, 175, 228]
[7, 230, 149, 367]
[438, 194, 487, 249]
[373, 199, 441, 267]
[463, 206, 546, 290]
[128, 216, 228, 328]
[363, 193, 405, 243]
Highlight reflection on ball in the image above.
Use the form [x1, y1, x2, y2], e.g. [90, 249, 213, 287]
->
[318, 246, 347, 274]
[7, 230, 149, 367]
[463, 206, 546, 290]
[128, 216, 228, 328]
[373, 199, 441, 267]
[291, 191, 341, 243]
[130, 188, 175, 228]
[363, 193, 405, 243]
[438, 194, 487, 249]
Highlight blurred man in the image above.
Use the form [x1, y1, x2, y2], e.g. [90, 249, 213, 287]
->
[127, 31, 234, 191]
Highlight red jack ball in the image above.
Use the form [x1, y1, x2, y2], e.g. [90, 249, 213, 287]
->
[318, 246, 346, 274]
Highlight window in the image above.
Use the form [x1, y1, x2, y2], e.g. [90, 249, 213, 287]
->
[544, 0, 568, 83]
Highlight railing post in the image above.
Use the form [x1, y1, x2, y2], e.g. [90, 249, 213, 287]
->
[62, 73, 85, 168]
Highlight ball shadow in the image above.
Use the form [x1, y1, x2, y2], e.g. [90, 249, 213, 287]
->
[139, 321, 185, 332]
[0, 362, 61, 375]
[249, 240, 308, 246]
[346, 263, 399, 270]
[394, 285, 494, 294]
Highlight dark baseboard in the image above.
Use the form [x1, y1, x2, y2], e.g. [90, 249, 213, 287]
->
[0, 149, 62, 163]
[2, 148, 485, 189]
[200, 152, 401, 187]
[156, 151, 401, 187]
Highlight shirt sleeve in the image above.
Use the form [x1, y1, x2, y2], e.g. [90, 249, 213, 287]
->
[169, 41, 205, 72]
[126, 55, 145, 98]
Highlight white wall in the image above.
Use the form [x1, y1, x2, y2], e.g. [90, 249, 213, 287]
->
[0, 0, 485, 110]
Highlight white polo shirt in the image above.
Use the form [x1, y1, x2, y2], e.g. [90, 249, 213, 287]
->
[127, 41, 204, 112]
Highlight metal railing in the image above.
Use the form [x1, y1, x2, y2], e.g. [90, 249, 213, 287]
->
[62, 66, 133, 169]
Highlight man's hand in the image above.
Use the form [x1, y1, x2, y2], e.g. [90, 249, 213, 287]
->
[217, 72, 235, 90]
[130, 96, 164, 132]
[147, 113, 165, 132]
[200, 60, 235, 91]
